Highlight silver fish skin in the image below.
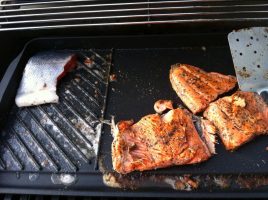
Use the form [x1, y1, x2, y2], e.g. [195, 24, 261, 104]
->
[15, 51, 77, 107]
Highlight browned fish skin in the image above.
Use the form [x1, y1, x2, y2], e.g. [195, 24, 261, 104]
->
[204, 91, 268, 150]
[112, 108, 213, 174]
[170, 64, 237, 114]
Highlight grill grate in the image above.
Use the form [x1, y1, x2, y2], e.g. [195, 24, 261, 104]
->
[0, 49, 112, 172]
[0, 0, 267, 31]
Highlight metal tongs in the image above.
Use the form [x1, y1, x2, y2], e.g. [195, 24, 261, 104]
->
[228, 27, 268, 103]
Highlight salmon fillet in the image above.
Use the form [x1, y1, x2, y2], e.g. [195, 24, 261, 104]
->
[112, 108, 215, 174]
[170, 64, 237, 114]
[204, 91, 268, 150]
[15, 51, 77, 107]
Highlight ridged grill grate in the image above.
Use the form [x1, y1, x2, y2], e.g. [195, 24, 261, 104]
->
[0, 49, 112, 172]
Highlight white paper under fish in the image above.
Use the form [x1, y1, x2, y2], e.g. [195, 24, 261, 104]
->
[15, 51, 77, 107]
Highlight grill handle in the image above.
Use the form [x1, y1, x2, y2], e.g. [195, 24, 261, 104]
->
[0, 51, 23, 127]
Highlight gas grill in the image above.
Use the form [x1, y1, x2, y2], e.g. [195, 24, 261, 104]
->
[0, 0, 268, 198]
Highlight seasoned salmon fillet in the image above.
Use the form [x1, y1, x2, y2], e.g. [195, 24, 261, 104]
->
[170, 64, 237, 114]
[112, 108, 215, 174]
[204, 91, 268, 150]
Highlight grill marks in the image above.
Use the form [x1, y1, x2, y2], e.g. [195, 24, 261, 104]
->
[170, 64, 237, 114]
[204, 91, 268, 150]
[179, 66, 218, 101]
[181, 65, 229, 93]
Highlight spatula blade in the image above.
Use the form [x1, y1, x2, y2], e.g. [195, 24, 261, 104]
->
[228, 27, 268, 94]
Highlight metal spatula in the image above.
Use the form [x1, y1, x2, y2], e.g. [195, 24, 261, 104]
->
[228, 27, 268, 102]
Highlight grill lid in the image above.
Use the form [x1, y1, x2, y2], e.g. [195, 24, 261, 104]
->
[0, 0, 268, 31]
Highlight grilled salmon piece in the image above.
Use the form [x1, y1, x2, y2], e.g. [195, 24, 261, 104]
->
[112, 108, 215, 174]
[204, 91, 268, 150]
[170, 64, 237, 114]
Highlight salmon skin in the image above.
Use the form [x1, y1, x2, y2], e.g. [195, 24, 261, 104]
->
[15, 51, 77, 107]
[204, 91, 268, 150]
[112, 108, 216, 174]
[170, 64, 237, 114]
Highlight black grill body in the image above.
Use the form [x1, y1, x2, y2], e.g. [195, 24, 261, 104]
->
[0, 0, 268, 198]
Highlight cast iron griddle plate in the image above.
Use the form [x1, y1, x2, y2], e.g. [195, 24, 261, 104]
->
[101, 47, 268, 174]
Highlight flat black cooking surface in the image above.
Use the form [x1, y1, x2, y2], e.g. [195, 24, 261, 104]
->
[101, 47, 268, 174]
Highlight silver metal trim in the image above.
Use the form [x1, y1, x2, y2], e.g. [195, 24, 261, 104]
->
[0, 11, 268, 25]
[0, 18, 267, 31]
[0, 0, 267, 31]
[0, 0, 242, 8]
[1, 0, 266, 13]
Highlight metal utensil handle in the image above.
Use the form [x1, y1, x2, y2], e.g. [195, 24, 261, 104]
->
[258, 88, 268, 104]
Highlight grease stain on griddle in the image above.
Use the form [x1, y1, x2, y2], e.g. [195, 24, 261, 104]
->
[99, 153, 268, 191]
[102, 171, 202, 191]
[109, 74, 117, 82]
[102, 169, 268, 191]
[29, 173, 39, 182]
[263, 72, 268, 79]
[162, 175, 199, 191]
[84, 58, 93, 65]
[74, 76, 81, 83]
[236, 175, 268, 189]
[201, 46, 206, 52]
[103, 173, 124, 188]
[213, 175, 231, 189]
[99, 155, 198, 191]
[51, 173, 77, 186]
[237, 66, 251, 78]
